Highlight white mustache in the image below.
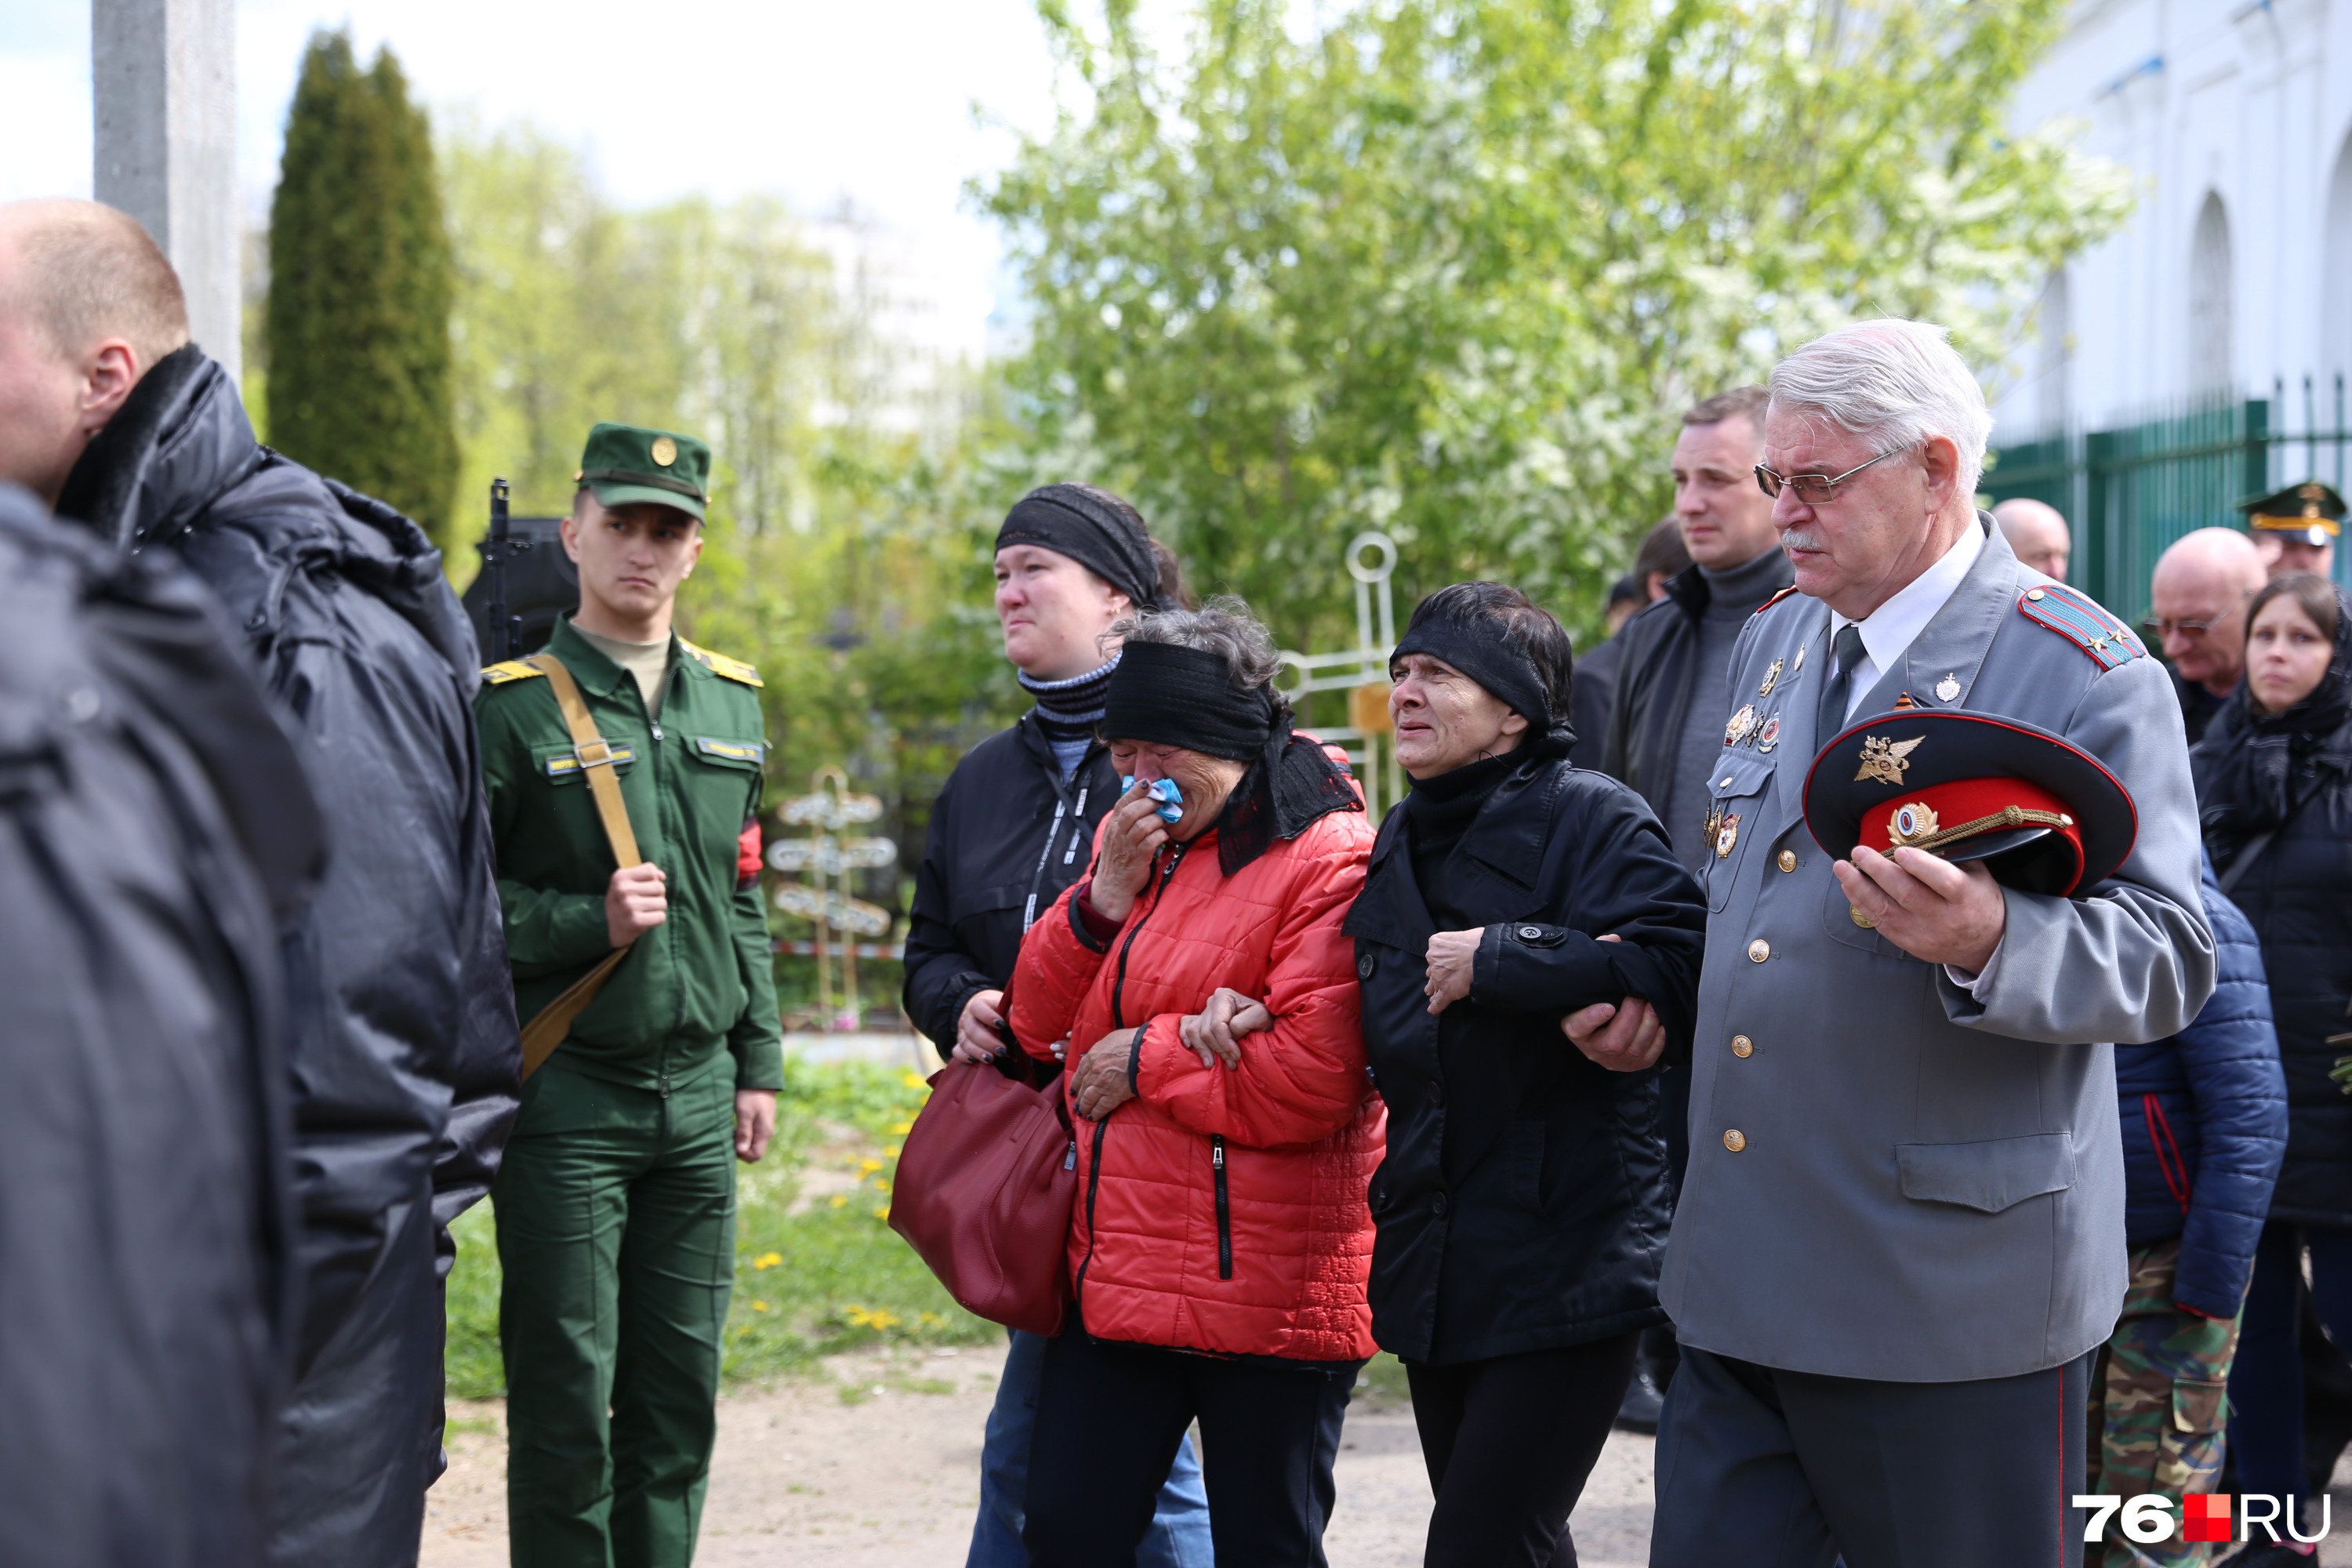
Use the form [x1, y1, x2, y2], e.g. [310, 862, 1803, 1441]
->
[1779, 530, 1826, 552]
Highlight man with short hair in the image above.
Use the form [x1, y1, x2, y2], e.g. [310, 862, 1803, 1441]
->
[477, 423, 782, 1568]
[1604, 389, 1795, 869]
[0, 197, 520, 1568]
[1583, 320, 2213, 1567]
[2149, 528, 2267, 746]
[1994, 496, 2072, 581]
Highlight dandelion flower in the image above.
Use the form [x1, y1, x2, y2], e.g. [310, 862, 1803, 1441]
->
[751, 1251, 783, 1271]
[829, 1194, 848, 1208]
[752, 1301, 770, 1312]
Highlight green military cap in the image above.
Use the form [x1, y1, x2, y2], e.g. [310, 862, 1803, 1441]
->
[2240, 478, 2343, 545]
[574, 422, 711, 521]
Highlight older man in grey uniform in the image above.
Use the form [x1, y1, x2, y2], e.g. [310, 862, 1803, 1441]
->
[1569, 320, 2214, 1568]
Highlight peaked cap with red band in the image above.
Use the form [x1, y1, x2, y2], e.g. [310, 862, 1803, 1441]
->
[1802, 710, 2137, 898]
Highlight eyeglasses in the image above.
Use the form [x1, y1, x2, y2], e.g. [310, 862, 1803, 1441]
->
[1753, 444, 1915, 505]
[2140, 591, 2251, 642]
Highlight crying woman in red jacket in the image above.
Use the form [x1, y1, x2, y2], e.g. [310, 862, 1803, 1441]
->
[1005, 598, 1382, 1568]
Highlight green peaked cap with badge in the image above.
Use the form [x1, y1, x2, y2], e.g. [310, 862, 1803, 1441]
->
[575, 422, 711, 521]
[2241, 479, 2344, 545]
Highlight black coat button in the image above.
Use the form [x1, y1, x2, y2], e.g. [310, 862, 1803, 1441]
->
[1432, 1192, 1449, 1217]
[1357, 953, 1375, 979]
[1423, 1080, 1443, 1106]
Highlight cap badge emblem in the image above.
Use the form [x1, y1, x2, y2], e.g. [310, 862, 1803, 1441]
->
[1935, 673, 1961, 703]
[1759, 658, 1783, 699]
[1889, 801, 1941, 846]
[651, 436, 678, 466]
[1725, 704, 1759, 746]
[1715, 811, 1741, 858]
[1756, 713, 1780, 753]
[1854, 733, 1924, 786]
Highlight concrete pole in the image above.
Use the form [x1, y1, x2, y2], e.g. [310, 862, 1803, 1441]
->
[92, 0, 240, 388]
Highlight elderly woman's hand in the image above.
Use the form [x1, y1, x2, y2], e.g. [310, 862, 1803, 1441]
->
[1424, 928, 1484, 1014]
[950, 988, 1007, 1063]
[1088, 783, 1174, 924]
[1560, 934, 1666, 1071]
[1180, 987, 1272, 1069]
[1070, 1029, 1142, 1120]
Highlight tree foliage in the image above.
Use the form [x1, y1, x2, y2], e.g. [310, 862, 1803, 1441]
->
[982, 0, 2132, 648]
[266, 31, 458, 546]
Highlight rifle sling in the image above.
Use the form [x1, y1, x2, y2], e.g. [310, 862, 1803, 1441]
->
[517, 652, 644, 1080]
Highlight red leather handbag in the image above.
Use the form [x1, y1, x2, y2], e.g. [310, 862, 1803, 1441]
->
[888, 1060, 1077, 1338]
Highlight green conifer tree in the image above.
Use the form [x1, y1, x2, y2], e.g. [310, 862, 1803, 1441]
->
[266, 31, 457, 548]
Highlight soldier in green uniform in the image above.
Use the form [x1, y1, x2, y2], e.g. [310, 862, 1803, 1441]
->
[477, 423, 782, 1567]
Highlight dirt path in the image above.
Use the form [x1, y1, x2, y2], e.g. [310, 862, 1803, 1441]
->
[422, 1345, 1656, 1567]
[425, 1348, 2352, 1566]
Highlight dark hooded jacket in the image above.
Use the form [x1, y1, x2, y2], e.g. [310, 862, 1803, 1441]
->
[902, 714, 1116, 1065]
[2113, 862, 2285, 1318]
[1344, 735, 1706, 1365]
[0, 485, 322, 1567]
[55, 347, 521, 1564]
[2190, 583, 2352, 1228]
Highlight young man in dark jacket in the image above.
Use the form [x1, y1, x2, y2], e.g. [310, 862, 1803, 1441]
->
[0, 198, 521, 1567]
[2088, 862, 2286, 1565]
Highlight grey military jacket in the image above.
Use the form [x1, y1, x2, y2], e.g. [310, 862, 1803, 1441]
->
[1657, 517, 2216, 1382]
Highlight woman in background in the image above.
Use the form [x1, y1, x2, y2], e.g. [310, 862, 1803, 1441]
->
[2193, 573, 2352, 1566]
[900, 483, 1209, 1568]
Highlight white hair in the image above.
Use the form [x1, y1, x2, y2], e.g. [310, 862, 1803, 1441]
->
[1766, 319, 1992, 499]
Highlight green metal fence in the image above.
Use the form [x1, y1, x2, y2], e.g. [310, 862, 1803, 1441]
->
[1984, 380, 2352, 628]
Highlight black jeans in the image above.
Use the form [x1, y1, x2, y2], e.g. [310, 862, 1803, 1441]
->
[1406, 1333, 1641, 1568]
[1022, 1321, 1359, 1567]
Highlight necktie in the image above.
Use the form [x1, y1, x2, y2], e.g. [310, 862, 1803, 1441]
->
[1815, 622, 1868, 741]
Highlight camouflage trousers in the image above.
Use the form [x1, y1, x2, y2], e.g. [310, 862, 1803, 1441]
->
[2085, 1237, 2245, 1568]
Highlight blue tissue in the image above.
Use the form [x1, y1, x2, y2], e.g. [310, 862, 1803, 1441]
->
[1122, 775, 1185, 822]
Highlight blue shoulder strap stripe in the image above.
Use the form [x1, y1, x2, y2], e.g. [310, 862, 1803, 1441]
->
[2017, 585, 2147, 671]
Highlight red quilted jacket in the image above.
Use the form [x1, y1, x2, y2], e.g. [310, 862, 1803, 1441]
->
[1008, 773, 1383, 1363]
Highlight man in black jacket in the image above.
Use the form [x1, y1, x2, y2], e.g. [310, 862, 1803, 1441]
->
[0, 482, 324, 1568]
[1602, 387, 1793, 858]
[0, 198, 521, 1566]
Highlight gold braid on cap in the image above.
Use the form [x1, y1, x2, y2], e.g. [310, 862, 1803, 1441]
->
[1889, 803, 2074, 855]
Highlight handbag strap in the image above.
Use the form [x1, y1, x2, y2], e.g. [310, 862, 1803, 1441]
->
[2214, 828, 2278, 898]
[514, 652, 643, 1080]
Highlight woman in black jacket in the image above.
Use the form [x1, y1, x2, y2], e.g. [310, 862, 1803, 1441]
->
[2193, 572, 2352, 1558]
[898, 483, 1210, 1568]
[1345, 583, 1706, 1568]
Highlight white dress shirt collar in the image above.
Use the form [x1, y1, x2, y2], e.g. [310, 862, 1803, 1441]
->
[1829, 521, 1985, 723]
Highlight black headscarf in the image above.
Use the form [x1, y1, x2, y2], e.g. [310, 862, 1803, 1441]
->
[1101, 639, 1359, 874]
[995, 485, 1167, 611]
[1389, 586, 1577, 758]
[2192, 582, 2352, 862]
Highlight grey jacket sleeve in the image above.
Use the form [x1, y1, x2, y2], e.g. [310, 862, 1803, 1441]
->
[1940, 654, 2216, 1046]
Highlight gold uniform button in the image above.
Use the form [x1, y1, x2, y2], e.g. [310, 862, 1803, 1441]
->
[1731, 1035, 1754, 1058]
[1747, 938, 1770, 963]
[1777, 849, 1797, 873]
[1723, 1129, 1748, 1152]
[651, 436, 678, 466]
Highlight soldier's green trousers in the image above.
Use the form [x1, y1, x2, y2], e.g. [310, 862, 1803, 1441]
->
[2085, 1237, 2245, 1568]
[494, 1054, 738, 1568]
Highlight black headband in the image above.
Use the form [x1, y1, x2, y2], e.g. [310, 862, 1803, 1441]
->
[1391, 612, 1552, 730]
[1102, 640, 1279, 761]
[995, 485, 1164, 610]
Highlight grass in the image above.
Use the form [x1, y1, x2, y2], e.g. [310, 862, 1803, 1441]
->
[444, 1054, 999, 1399]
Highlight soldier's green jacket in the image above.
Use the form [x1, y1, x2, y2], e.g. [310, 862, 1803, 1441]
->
[477, 615, 783, 1093]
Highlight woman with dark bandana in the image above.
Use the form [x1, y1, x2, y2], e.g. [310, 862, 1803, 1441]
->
[1006, 601, 1381, 1567]
[899, 484, 1210, 1567]
[1346, 582, 1704, 1568]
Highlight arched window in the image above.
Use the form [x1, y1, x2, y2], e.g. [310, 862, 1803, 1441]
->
[2189, 191, 2233, 393]
[2326, 132, 2352, 398]
[2038, 267, 2072, 429]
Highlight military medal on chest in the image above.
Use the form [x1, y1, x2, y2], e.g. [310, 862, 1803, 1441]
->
[1724, 703, 1759, 747]
[1792, 641, 1806, 673]
[1714, 811, 1740, 858]
[1935, 672, 1961, 704]
[1756, 712, 1780, 753]
[1758, 658, 1784, 699]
